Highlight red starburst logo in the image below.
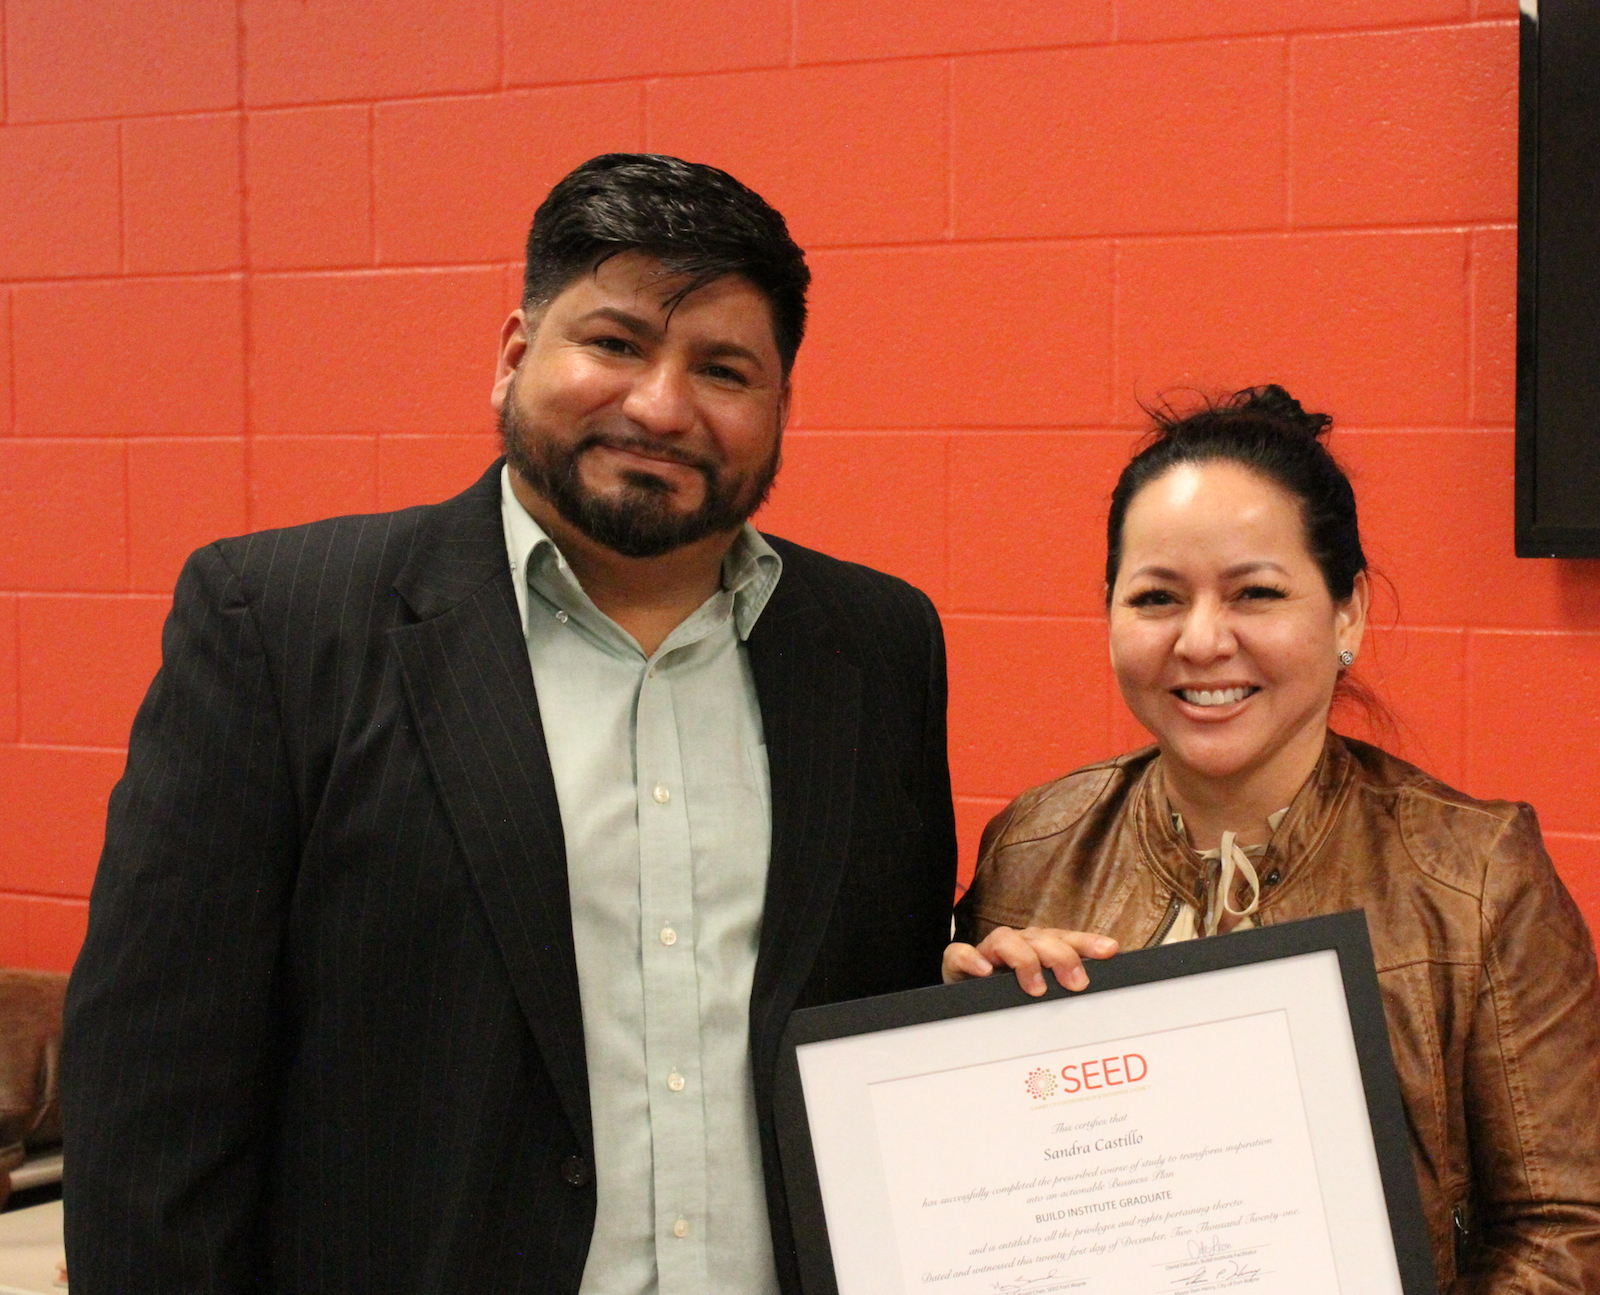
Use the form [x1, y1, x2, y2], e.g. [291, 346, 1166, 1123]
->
[1024, 1066, 1057, 1101]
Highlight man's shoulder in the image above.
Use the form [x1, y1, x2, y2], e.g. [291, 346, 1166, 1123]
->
[204, 463, 502, 599]
[759, 532, 935, 621]
[210, 502, 427, 581]
[755, 532, 944, 676]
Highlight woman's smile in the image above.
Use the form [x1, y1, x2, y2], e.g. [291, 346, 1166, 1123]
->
[1172, 684, 1259, 709]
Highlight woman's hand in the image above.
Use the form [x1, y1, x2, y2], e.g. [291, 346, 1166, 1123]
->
[943, 927, 1119, 996]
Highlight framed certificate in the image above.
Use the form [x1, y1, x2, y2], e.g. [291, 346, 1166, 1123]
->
[774, 910, 1437, 1295]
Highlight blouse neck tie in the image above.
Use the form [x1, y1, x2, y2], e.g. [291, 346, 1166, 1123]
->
[1200, 831, 1263, 937]
[1173, 808, 1288, 938]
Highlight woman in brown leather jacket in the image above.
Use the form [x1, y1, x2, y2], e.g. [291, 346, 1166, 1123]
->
[946, 387, 1600, 1295]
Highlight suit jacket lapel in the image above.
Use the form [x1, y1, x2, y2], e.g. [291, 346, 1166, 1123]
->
[387, 465, 592, 1150]
[746, 565, 863, 1091]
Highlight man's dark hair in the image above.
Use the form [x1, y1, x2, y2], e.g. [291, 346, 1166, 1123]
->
[523, 153, 811, 375]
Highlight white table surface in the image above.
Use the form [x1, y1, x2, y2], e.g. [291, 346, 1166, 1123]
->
[0, 1199, 65, 1294]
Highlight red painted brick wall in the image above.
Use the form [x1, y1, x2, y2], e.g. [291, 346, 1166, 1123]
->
[3, 0, 1593, 972]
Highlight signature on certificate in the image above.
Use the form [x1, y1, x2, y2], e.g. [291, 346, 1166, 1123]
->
[989, 1271, 1086, 1293]
[1157, 1238, 1265, 1290]
[1167, 1257, 1264, 1289]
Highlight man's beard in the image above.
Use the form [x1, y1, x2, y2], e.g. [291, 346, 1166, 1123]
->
[499, 400, 781, 559]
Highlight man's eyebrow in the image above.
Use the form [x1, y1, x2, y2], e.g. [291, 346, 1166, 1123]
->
[701, 340, 765, 369]
[574, 306, 662, 338]
[574, 308, 769, 371]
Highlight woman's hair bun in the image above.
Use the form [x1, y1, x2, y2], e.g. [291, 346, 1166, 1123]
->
[1147, 384, 1331, 443]
[1110, 382, 1363, 602]
[1231, 384, 1332, 439]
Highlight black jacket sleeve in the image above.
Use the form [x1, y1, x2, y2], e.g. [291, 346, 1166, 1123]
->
[915, 586, 959, 970]
[62, 542, 299, 1293]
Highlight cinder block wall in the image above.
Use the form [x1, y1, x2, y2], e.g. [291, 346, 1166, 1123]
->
[3, 0, 1592, 971]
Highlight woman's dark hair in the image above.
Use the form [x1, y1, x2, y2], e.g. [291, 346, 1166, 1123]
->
[523, 153, 811, 375]
[1105, 385, 1366, 603]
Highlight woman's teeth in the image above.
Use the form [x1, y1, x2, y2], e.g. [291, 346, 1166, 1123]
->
[1179, 687, 1253, 707]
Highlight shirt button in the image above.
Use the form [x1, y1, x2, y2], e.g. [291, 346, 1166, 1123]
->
[659, 926, 677, 946]
[672, 1217, 690, 1239]
[560, 1155, 592, 1189]
[554, 609, 569, 623]
[652, 784, 670, 804]
[667, 1071, 685, 1092]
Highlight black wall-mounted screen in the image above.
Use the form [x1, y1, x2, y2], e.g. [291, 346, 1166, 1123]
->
[1518, 0, 1600, 557]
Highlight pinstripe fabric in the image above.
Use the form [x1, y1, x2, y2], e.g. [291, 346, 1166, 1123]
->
[61, 460, 956, 1295]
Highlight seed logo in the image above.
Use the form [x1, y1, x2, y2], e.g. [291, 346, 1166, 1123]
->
[1024, 1067, 1057, 1101]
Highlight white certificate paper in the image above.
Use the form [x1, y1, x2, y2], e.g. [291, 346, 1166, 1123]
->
[794, 950, 1405, 1295]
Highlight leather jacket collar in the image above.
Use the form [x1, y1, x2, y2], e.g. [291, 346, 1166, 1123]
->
[1131, 733, 1360, 914]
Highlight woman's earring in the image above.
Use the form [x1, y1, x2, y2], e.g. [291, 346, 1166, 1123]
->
[1338, 649, 1355, 668]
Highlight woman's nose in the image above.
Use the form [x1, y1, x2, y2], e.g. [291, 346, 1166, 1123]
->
[1174, 599, 1235, 662]
[621, 362, 694, 436]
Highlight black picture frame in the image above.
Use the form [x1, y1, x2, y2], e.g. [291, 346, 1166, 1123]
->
[774, 910, 1437, 1295]
[1516, 0, 1600, 557]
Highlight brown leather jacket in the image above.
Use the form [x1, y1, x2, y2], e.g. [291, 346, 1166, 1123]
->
[0, 967, 66, 1211]
[955, 733, 1600, 1295]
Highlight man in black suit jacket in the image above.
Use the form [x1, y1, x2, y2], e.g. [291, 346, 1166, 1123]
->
[62, 154, 955, 1293]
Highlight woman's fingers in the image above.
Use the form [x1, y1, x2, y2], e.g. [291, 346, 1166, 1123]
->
[941, 942, 994, 984]
[973, 927, 1120, 997]
[1025, 928, 1119, 993]
[974, 927, 1049, 995]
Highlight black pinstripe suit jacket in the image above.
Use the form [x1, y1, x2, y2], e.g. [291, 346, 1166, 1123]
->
[61, 461, 956, 1294]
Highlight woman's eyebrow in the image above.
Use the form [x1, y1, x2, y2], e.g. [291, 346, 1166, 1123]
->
[1220, 561, 1291, 580]
[1124, 560, 1292, 582]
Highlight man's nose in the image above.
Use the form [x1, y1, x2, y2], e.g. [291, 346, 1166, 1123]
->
[620, 361, 695, 436]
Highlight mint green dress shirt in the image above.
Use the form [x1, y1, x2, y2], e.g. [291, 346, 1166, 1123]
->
[500, 468, 783, 1295]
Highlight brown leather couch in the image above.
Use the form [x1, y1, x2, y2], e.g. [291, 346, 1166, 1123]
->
[0, 969, 67, 1212]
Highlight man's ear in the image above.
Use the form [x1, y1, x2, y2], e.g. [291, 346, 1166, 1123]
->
[776, 378, 792, 432]
[490, 309, 531, 415]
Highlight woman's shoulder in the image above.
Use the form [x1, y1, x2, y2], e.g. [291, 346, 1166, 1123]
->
[979, 746, 1159, 858]
[1337, 735, 1548, 890]
[1341, 734, 1531, 829]
[959, 748, 1160, 939]
[1340, 737, 1596, 983]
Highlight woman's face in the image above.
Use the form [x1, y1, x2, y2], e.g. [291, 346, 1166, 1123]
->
[1108, 461, 1367, 793]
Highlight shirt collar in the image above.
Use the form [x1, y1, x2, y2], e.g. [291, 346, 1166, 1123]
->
[499, 464, 782, 642]
[723, 526, 782, 641]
